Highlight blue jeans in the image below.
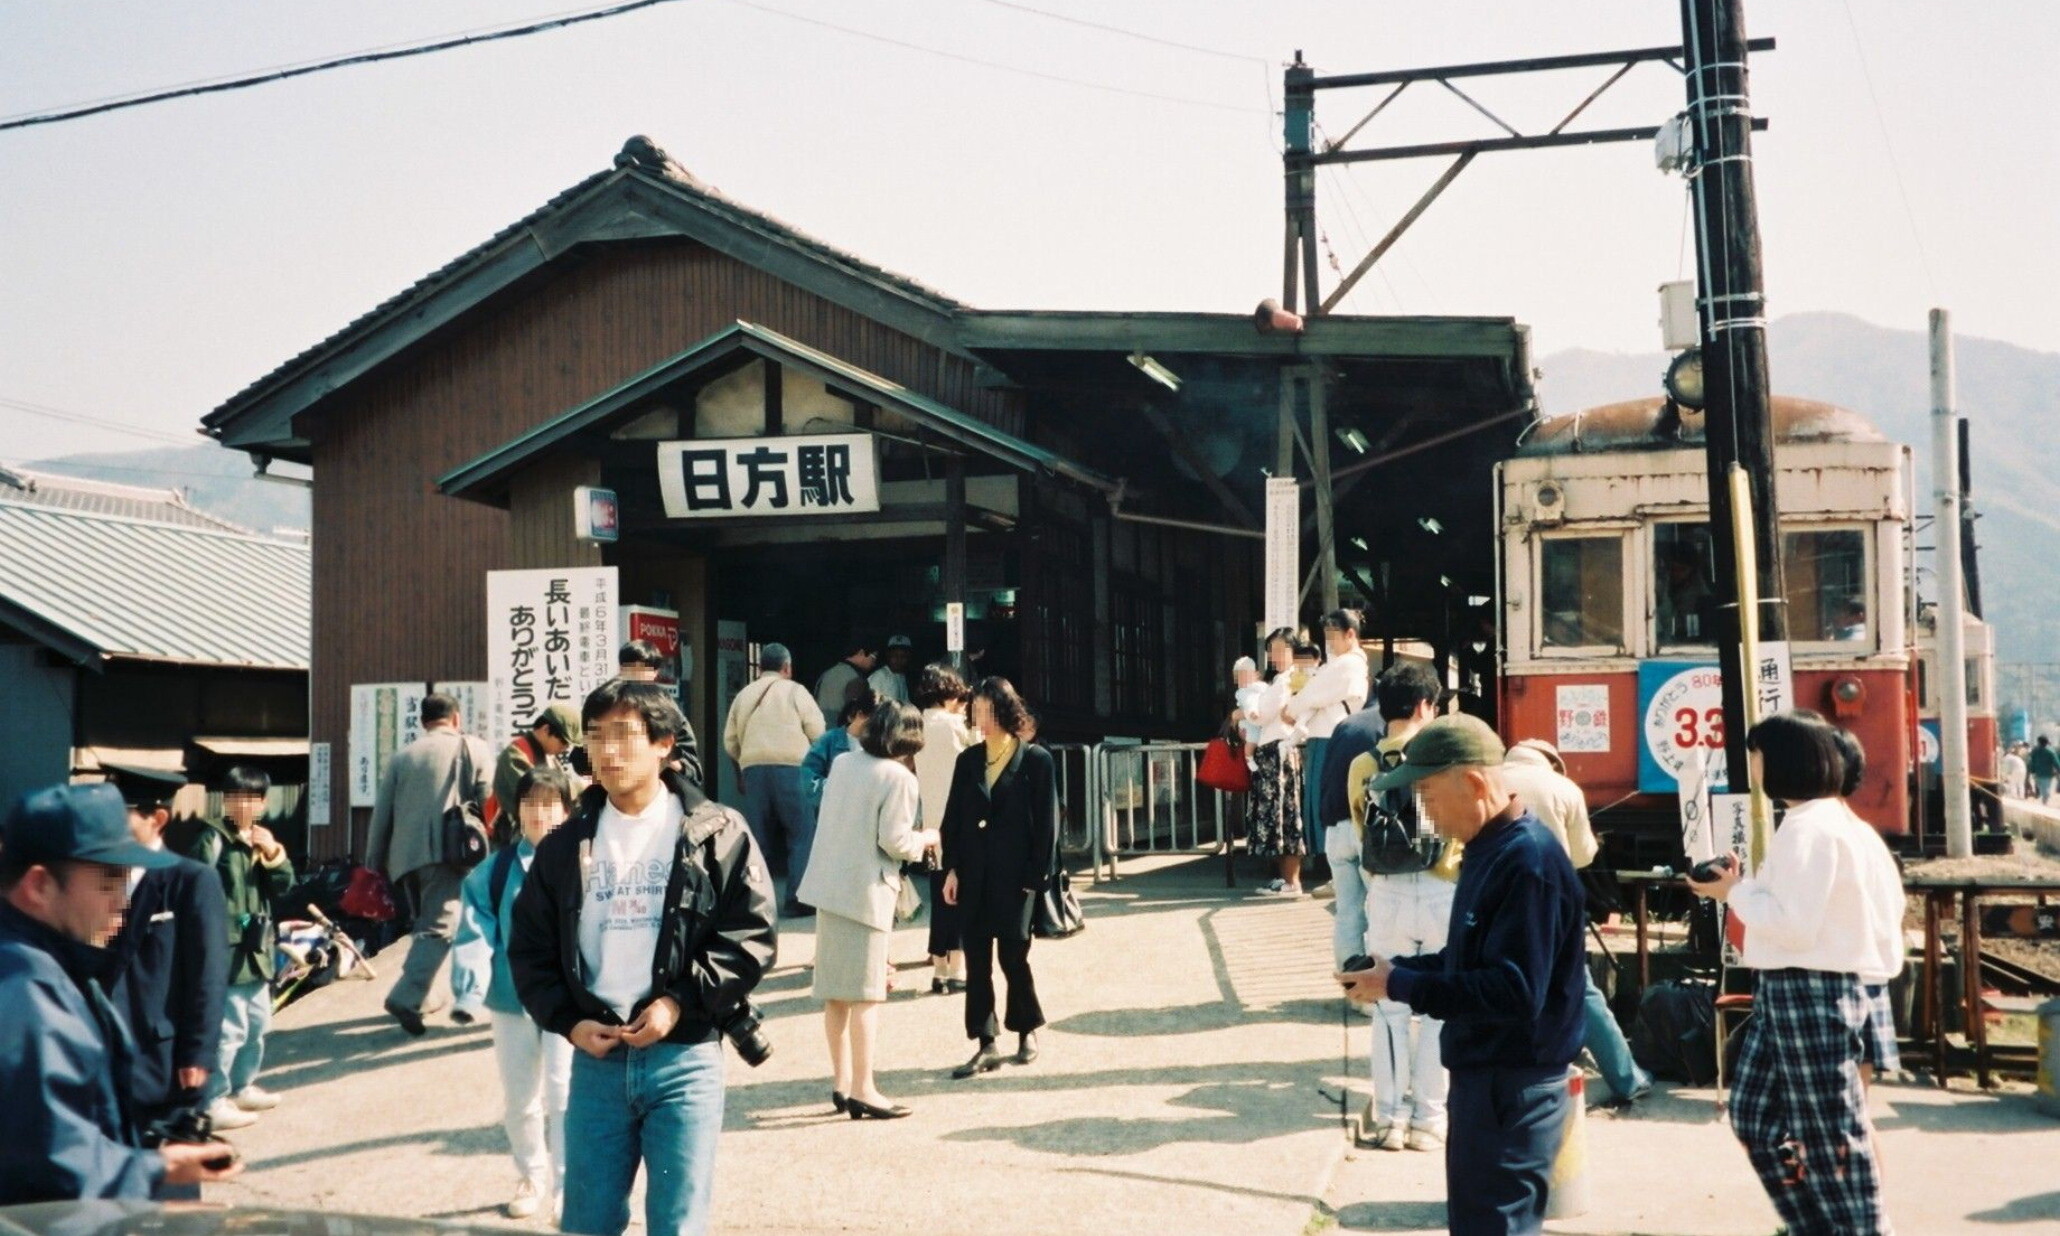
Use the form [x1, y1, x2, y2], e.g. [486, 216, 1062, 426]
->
[561, 1039, 726, 1236]
[1582, 969, 1651, 1101]
[204, 981, 271, 1104]
[1323, 820, 1368, 968]
[740, 764, 812, 902]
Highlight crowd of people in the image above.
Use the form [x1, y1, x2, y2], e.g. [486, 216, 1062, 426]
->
[0, 611, 1913, 1236]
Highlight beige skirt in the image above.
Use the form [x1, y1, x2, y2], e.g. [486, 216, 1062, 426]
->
[813, 908, 892, 1002]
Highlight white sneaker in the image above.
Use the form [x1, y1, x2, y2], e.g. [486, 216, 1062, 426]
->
[1356, 1119, 1406, 1151]
[206, 1097, 258, 1130]
[1405, 1124, 1445, 1151]
[1309, 881, 1336, 901]
[232, 1085, 280, 1111]
[1255, 880, 1305, 899]
[505, 1180, 540, 1220]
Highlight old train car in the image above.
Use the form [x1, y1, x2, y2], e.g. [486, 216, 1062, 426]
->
[1494, 394, 1991, 860]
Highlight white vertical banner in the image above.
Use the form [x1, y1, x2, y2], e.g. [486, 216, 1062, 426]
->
[307, 742, 332, 827]
[486, 567, 619, 747]
[945, 602, 966, 654]
[349, 683, 428, 807]
[1677, 746, 1714, 863]
[432, 682, 495, 740]
[1751, 640, 1794, 722]
[1263, 477, 1300, 635]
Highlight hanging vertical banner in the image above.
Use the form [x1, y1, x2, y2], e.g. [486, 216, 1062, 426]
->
[431, 682, 495, 740]
[945, 602, 966, 654]
[307, 742, 332, 827]
[1264, 477, 1301, 635]
[349, 682, 428, 807]
[1751, 640, 1794, 722]
[486, 567, 619, 746]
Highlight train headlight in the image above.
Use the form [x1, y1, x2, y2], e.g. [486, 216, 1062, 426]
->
[1829, 675, 1866, 719]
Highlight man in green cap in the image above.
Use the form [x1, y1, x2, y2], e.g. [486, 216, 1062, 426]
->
[494, 704, 583, 839]
[1334, 713, 1587, 1236]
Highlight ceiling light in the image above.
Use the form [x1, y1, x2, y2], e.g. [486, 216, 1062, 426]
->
[1418, 517, 1443, 535]
[1336, 427, 1370, 455]
[1350, 536, 1369, 551]
[1128, 351, 1182, 393]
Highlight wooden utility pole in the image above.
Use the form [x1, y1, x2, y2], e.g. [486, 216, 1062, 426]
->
[1682, 0, 1788, 788]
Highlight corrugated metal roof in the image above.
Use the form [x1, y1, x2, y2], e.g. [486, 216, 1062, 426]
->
[0, 499, 309, 669]
[0, 464, 250, 533]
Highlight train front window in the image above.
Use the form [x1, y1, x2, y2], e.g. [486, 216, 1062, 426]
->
[1782, 529, 1870, 644]
[1653, 523, 1717, 645]
[1539, 536, 1624, 650]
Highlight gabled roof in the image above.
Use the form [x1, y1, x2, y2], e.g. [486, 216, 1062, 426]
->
[438, 320, 1122, 506]
[202, 137, 964, 459]
[0, 464, 249, 533]
[0, 499, 309, 670]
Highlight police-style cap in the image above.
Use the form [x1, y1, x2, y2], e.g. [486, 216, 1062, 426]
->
[531, 703, 584, 745]
[101, 762, 188, 810]
[1369, 714, 1507, 792]
[4, 783, 178, 869]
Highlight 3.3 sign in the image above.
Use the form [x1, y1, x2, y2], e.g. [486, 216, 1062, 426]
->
[1639, 661, 1728, 793]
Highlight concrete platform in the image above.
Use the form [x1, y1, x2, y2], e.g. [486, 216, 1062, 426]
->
[210, 854, 2060, 1235]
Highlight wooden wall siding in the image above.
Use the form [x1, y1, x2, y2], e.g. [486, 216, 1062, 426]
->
[302, 237, 1023, 857]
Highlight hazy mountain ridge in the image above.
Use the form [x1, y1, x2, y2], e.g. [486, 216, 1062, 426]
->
[1539, 312, 2057, 666]
[21, 443, 309, 536]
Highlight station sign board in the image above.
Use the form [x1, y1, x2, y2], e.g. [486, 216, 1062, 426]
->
[656, 434, 880, 519]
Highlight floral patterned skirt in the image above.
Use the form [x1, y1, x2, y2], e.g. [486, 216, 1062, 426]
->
[1247, 740, 1306, 858]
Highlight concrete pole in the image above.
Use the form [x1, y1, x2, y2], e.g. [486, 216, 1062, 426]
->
[1933, 307, 1973, 858]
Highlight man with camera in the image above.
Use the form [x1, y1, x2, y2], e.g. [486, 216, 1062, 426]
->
[509, 679, 778, 1236]
[0, 784, 243, 1202]
[1336, 715, 1587, 1236]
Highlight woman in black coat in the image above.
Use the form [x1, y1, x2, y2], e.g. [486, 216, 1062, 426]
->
[940, 677, 1057, 1078]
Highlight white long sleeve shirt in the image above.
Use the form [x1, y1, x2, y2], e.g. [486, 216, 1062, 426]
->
[1247, 675, 1300, 746]
[1286, 647, 1369, 740]
[1728, 797, 1905, 983]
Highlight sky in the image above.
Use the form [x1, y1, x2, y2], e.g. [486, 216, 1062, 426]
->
[2, 0, 2056, 460]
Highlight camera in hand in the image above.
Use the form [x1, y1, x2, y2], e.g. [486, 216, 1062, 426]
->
[1663, 855, 1736, 883]
[1341, 954, 1376, 973]
[142, 1103, 214, 1150]
[717, 998, 773, 1068]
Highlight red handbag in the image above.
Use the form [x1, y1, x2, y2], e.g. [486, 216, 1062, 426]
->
[339, 866, 397, 922]
[1197, 736, 1252, 793]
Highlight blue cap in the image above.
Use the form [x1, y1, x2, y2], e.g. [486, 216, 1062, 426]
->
[4, 784, 179, 870]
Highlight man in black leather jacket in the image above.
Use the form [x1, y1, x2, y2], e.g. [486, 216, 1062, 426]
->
[508, 680, 776, 1236]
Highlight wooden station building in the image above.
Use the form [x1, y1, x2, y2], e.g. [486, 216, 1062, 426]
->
[202, 137, 1535, 858]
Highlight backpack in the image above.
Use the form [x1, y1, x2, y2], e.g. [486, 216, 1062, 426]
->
[1359, 747, 1443, 876]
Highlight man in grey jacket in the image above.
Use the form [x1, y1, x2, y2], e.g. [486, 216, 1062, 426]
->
[368, 693, 492, 1035]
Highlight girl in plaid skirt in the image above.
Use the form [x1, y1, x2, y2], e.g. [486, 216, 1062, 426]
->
[1689, 711, 1905, 1236]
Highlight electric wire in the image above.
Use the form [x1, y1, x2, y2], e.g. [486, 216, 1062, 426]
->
[724, 0, 1262, 115]
[1836, 0, 1941, 302]
[0, 396, 200, 447]
[0, 0, 693, 133]
[963, 0, 1263, 65]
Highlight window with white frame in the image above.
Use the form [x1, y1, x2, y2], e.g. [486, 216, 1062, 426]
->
[1537, 534, 1625, 651]
[1781, 527, 1870, 645]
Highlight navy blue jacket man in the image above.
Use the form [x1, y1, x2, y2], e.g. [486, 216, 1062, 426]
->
[1337, 715, 1586, 1236]
[104, 765, 229, 1130]
[0, 784, 241, 1203]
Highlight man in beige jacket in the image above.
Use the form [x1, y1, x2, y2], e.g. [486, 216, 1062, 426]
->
[723, 643, 826, 918]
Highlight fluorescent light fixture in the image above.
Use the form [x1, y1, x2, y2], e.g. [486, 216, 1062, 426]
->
[1336, 427, 1370, 454]
[1439, 574, 1453, 588]
[1350, 536, 1369, 551]
[1467, 594, 1491, 607]
[1128, 351, 1182, 393]
[1418, 517, 1443, 535]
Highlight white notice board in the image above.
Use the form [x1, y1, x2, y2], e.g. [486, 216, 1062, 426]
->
[349, 683, 428, 808]
[1263, 477, 1300, 635]
[486, 568, 619, 746]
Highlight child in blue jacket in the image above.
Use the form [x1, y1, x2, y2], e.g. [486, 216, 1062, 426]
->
[452, 765, 575, 1220]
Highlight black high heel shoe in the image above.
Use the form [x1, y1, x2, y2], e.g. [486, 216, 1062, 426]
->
[846, 1096, 912, 1120]
[831, 1091, 849, 1114]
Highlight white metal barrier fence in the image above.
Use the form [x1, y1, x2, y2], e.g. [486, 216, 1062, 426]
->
[1048, 741, 1238, 881]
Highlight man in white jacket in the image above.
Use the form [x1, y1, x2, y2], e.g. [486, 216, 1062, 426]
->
[723, 643, 826, 918]
[1284, 608, 1370, 891]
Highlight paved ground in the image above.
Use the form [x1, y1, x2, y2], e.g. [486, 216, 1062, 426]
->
[211, 855, 2060, 1235]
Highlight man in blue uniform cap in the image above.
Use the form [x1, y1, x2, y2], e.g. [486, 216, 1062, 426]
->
[0, 782, 243, 1202]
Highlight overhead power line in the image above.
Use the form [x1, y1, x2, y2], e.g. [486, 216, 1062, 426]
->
[0, 395, 202, 447]
[726, 0, 1262, 115]
[965, 0, 1265, 65]
[0, 0, 691, 133]
[1837, 0, 1940, 302]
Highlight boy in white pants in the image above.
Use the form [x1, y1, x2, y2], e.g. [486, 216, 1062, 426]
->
[453, 765, 576, 1219]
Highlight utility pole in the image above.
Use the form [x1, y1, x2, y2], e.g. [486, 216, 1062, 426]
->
[1277, 54, 1337, 626]
[1681, 0, 1788, 790]
[1933, 309, 1974, 856]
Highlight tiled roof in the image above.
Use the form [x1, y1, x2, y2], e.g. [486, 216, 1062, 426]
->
[0, 464, 249, 533]
[0, 499, 309, 668]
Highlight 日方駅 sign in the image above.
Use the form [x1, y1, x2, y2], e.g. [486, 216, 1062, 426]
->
[657, 433, 881, 519]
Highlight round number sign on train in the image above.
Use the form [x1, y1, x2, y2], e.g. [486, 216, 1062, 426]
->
[1642, 663, 1728, 787]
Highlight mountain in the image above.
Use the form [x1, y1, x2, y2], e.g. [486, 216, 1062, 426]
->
[1538, 312, 2060, 670]
[21, 443, 309, 536]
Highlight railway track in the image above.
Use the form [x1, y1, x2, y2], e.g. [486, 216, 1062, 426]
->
[1979, 950, 2060, 996]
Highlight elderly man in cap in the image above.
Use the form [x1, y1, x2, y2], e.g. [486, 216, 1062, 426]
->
[0, 783, 243, 1202]
[867, 634, 915, 704]
[724, 642, 827, 917]
[102, 765, 230, 1153]
[495, 703, 583, 833]
[1337, 715, 1587, 1236]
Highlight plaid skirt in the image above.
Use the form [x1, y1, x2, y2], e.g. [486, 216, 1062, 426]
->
[1861, 983, 1900, 1075]
[1247, 740, 1305, 858]
[1731, 968, 1893, 1236]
